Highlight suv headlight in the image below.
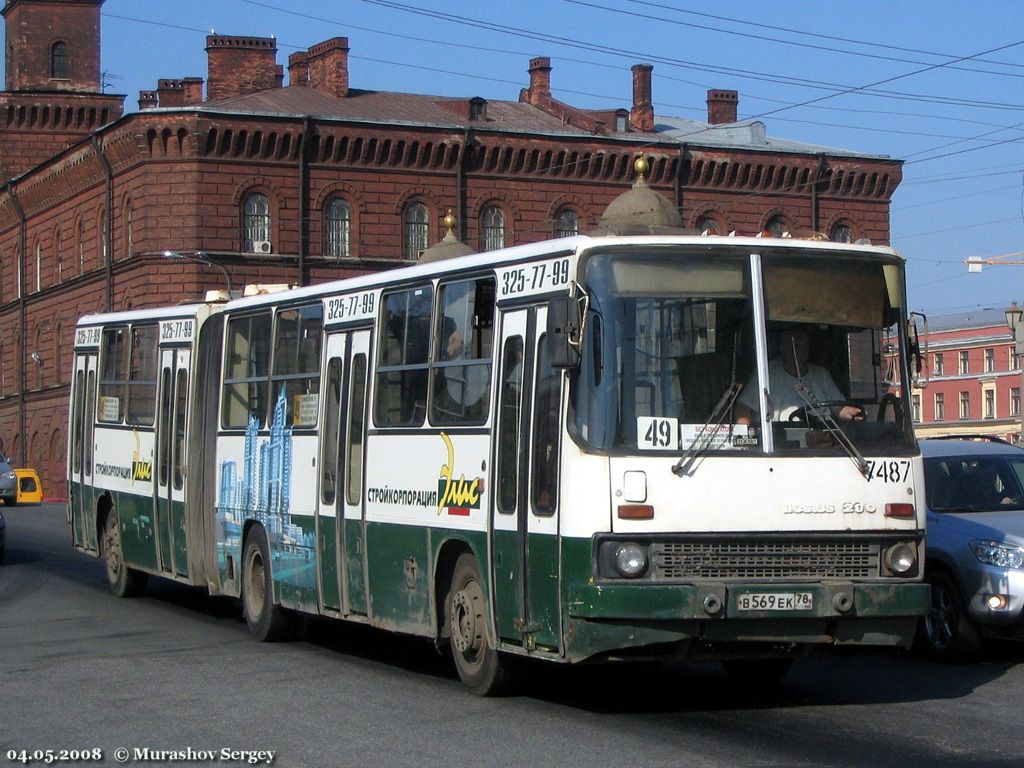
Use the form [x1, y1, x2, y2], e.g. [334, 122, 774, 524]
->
[970, 540, 1024, 569]
[2, 471, 14, 480]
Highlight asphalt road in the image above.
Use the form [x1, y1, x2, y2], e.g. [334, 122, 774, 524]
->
[2, 503, 1023, 768]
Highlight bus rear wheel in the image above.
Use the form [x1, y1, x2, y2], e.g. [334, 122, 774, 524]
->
[446, 553, 512, 696]
[241, 527, 294, 642]
[102, 511, 147, 597]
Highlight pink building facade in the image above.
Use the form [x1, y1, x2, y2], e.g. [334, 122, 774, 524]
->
[910, 309, 1022, 442]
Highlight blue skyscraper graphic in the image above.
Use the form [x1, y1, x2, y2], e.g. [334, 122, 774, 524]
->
[216, 388, 296, 546]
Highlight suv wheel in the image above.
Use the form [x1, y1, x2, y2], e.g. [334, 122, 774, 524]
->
[918, 571, 981, 661]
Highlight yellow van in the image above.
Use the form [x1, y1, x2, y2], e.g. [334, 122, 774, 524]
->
[14, 468, 43, 504]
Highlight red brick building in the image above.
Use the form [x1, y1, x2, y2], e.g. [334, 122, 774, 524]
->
[0, 0, 904, 498]
[908, 310, 1022, 442]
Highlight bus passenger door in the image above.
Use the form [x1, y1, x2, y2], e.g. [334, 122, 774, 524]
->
[341, 329, 371, 616]
[492, 307, 562, 652]
[70, 353, 99, 553]
[316, 329, 371, 616]
[155, 348, 190, 576]
[317, 333, 346, 612]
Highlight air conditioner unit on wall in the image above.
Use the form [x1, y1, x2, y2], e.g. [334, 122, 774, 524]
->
[252, 240, 272, 254]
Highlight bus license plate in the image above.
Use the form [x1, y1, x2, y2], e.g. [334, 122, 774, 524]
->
[736, 592, 813, 611]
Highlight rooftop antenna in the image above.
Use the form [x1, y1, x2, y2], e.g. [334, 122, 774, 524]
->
[100, 70, 123, 93]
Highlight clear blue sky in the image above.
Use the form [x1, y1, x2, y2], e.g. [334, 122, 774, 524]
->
[21, 1, 1024, 317]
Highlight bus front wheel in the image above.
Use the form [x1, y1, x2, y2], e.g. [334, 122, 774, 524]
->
[446, 553, 512, 696]
[241, 527, 294, 642]
[102, 511, 147, 597]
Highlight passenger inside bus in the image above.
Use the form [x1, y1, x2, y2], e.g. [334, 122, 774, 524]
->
[734, 326, 864, 425]
[443, 315, 465, 360]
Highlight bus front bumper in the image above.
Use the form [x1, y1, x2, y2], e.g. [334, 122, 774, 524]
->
[562, 581, 929, 661]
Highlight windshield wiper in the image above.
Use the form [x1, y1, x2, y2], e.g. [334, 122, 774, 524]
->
[793, 381, 870, 479]
[673, 332, 746, 477]
[672, 382, 743, 476]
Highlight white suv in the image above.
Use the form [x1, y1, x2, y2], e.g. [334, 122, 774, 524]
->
[920, 438, 1024, 660]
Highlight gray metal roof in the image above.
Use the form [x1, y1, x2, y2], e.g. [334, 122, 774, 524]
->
[927, 308, 1009, 332]
[180, 85, 890, 158]
[654, 116, 889, 159]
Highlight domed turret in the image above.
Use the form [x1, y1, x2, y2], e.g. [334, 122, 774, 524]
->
[420, 209, 475, 262]
[594, 156, 685, 235]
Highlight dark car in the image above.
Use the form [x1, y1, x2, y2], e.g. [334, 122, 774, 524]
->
[919, 438, 1024, 660]
[0, 453, 15, 506]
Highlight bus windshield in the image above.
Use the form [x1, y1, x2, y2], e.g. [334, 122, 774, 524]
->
[569, 247, 914, 455]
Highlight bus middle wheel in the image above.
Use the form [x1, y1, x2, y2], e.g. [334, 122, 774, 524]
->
[446, 552, 513, 696]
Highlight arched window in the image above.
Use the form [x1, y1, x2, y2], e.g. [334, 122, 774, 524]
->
[404, 202, 429, 260]
[830, 222, 853, 243]
[695, 214, 720, 235]
[554, 208, 579, 238]
[54, 227, 63, 281]
[55, 324, 62, 384]
[243, 192, 271, 252]
[98, 206, 107, 264]
[51, 41, 69, 80]
[765, 215, 788, 237]
[323, 197, 351, 258]
[123, 200, 133, 259]
[75, 219, 84, 274]
[480, 205, 505, 251]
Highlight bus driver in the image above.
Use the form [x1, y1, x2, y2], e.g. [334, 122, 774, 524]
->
[734, 326, 864, 425]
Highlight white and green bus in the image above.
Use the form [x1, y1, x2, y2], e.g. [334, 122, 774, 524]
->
[69, 233, 929, 694]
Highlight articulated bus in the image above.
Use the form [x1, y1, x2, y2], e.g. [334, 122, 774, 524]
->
[69, 234, 929, 694]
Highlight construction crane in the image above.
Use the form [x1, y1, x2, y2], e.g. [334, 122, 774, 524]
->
[966, 252, 1024, 272]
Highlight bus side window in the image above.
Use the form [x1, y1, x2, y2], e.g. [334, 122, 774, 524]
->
[222, 311, 272, 429]
[72, 369, 83, 474]
[375, 285, 431, 426]
[320, 357, 343, 505]
[126, 324, 158, 426]
[532, 334, 561, 516]
[98, 326, 127, 423]
[272, 303, 323, 428]
[430, 277, 495, 425]
[346, 353, 367, 505]
[173, 368, 188, 490]
[496, 336, 523, 513]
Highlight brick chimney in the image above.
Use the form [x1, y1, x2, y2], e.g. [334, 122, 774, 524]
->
[525, 57, 552, 105]
[206, 35, 279, 101]
[288, 51, 309, 87]
[707, 89, 738, 124]
[157, 79, 185, 108]
[306, 37, 349, 97]
[138, 90, 158, 111]
[629, 63, 654, 132]
[182, 77, 204, 105]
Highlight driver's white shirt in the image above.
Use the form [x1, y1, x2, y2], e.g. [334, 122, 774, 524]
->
[737, 358, 844, 421]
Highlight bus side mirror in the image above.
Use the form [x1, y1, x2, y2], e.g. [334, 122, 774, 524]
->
[909, 311, 928, 388]
[548, 296, 582, 369]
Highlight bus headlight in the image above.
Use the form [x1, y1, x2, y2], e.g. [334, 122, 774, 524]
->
[883, 542, 917, 575]
[614, 542, 649, 578]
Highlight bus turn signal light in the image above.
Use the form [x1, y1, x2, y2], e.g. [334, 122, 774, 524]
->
[618, 504, 654, 520]
[884, 503, 915, 518]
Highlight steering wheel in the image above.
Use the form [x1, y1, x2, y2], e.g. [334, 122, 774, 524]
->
[877, 392, 903, 423]
[788, 400, 866, 426]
